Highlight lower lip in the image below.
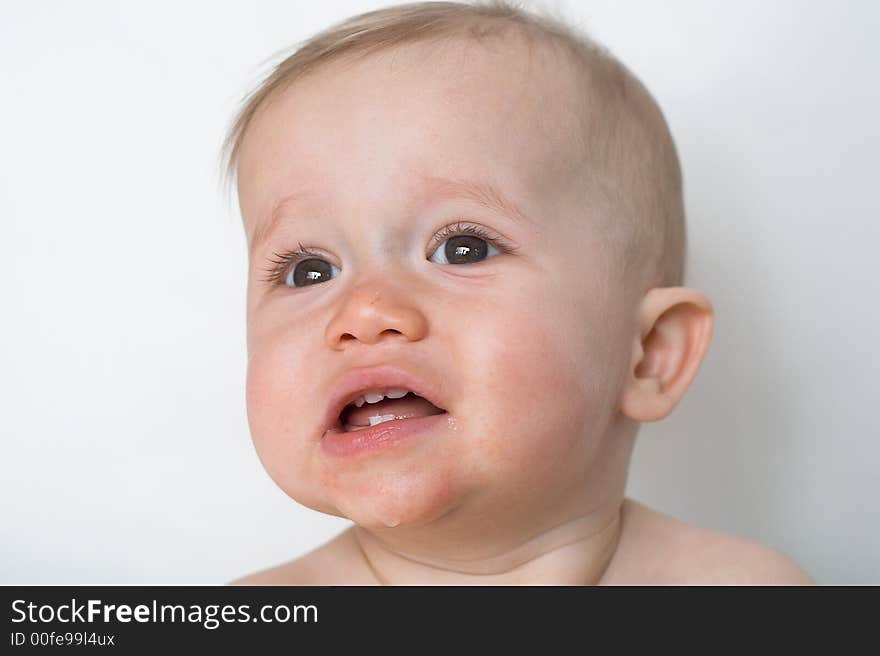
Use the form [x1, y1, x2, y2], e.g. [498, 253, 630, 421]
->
[321, 413, 448, 458]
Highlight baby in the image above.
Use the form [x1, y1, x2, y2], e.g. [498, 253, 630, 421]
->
[221, 0, 813, 585]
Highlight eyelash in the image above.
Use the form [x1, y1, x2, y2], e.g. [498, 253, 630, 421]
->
[259, 222, 518, 287]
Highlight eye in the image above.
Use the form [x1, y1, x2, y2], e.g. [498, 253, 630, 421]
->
[427, 222, 512, 265]
[284, 258, 340, 287]
[261, 224, 516, 289]
[261, 243, 340, 288]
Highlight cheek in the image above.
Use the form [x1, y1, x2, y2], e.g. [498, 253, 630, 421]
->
[245, 331, 328, 510]
[457, 283, 619, 489]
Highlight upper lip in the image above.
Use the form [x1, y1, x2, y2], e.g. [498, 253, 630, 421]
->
[321, 364, 449, 435]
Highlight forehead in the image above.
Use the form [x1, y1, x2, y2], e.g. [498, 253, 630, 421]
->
[236, 35, 589, 237]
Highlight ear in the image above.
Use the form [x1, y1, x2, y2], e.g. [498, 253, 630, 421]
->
[619, 287, 714, 423]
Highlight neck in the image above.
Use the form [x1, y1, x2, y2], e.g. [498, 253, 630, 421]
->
[352, 504, 623, 585]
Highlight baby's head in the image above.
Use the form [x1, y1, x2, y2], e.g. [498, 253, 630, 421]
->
[220, 0, 712, 556]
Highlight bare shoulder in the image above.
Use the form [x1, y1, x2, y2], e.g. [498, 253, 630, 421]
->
[227, 527, 375, 586]
[605, 498, 815, 585]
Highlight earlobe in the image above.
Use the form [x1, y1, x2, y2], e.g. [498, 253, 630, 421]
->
[619, 287, 714, 423]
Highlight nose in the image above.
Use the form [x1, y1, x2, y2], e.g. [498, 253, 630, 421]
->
[324, 278, 429, 350]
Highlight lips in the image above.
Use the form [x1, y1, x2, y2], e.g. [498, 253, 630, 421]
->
[321, 364, 449, 438]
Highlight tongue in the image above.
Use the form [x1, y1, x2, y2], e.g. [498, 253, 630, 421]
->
[344, 394, 445, 428]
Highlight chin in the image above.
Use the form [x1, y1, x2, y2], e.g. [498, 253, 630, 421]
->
[319, 464, 459, 530]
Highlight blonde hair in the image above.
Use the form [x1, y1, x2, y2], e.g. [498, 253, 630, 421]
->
[217, 0, 686, 289]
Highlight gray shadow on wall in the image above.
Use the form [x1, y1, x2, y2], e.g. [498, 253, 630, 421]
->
[624, 123, 814, 577]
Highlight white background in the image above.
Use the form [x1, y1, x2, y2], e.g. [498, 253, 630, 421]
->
[2, 0, 877, 584]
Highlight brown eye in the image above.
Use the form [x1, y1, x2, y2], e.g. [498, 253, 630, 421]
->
[428, 223, 505, 265]
[286, 258, 338, 287]
[437, 235, 490, 264]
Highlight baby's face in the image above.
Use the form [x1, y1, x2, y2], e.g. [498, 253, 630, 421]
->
[237, 38, 637, 536]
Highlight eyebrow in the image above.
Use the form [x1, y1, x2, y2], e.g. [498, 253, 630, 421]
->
[421, 175, 534, 227]
[249, 175, 534, 255]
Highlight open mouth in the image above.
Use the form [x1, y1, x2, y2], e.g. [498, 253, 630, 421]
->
[337, 389, 447, 433]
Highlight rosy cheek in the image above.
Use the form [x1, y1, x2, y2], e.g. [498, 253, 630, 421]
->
[245, 358, 283, 468]
[246, 348, 283, 432]
[246, 344, 305, 465]
[462, 298, 601, 485]
[247, 325, 311, 421]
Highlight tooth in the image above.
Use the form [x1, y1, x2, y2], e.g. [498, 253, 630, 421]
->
[369, 414, 396, 426]
[364, 392, 385, 404]
[354, 396, 366, 408]
[384, 388, 409, 399]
